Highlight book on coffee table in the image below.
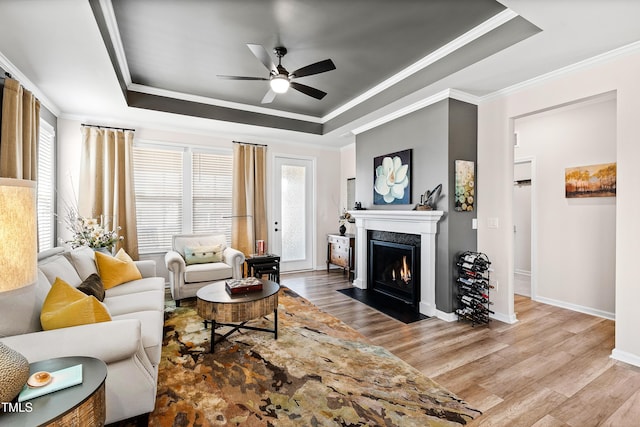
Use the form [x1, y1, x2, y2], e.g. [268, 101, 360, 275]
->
[226, 277, 263, 294]
[18, 364, 83, 402]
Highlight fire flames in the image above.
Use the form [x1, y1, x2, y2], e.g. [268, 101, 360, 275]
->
[391, 256, 411, 284]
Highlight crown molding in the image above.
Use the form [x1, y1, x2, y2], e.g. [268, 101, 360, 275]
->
[99, 0, 132, 86]
[480, 39, 640, 102]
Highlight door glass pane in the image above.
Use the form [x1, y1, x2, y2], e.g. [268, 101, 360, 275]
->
[281, 165, 306, 261]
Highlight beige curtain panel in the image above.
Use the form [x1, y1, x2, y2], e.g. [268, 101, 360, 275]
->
[0, 78, 40, 180]
[232, 143, 267, 256]
[78, 126, 139, 259]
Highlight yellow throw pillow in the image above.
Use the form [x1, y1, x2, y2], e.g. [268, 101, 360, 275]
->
[40, 277, 111, 331]
[95, 248, 142, 289]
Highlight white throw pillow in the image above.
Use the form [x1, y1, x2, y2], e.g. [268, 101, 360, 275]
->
[38, 254, 82, 287]
[64, 246, 99, 280]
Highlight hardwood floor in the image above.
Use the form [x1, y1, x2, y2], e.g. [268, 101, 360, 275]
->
[281, 270, 640, 427]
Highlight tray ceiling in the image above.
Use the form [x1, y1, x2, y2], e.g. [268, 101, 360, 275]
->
[96, 0, 540, 134]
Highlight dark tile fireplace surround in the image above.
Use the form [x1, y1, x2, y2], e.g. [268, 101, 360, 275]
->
[368, 231, 421, 309]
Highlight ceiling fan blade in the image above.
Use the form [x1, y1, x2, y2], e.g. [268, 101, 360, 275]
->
[290, 59, 336, 78]
[217, 75, 268, 81]
[247, 44, 276, 73]
[290, 82, 327, 100]
[261, 89, 276, 104]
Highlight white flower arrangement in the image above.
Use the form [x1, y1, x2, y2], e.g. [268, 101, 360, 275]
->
[64, 208, 123, 251]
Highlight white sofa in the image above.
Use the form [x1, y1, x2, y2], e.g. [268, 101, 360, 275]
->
[165, 233, 245, 306]
[0, 246, 164, 424]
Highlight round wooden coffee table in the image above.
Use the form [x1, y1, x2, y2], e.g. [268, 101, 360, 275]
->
[196, 279, 280, 353]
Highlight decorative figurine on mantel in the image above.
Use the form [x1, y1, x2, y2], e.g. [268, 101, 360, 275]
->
[414, 184, 443, 211]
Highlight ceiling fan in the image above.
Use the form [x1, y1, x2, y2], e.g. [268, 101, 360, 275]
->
[217, 44, 336, 104]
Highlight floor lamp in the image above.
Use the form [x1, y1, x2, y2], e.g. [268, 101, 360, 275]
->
[0, 178, 37, 402]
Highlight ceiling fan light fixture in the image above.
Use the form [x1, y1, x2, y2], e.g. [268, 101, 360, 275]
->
[270, 75, 290, 93]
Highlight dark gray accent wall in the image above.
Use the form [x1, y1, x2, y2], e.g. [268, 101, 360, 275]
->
[127, 91, 323, 135]
[446, 99, 478, 310]
[355, 98, 477, 313]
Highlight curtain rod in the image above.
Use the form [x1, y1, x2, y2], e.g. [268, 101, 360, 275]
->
[82, 123, 135, 132]
[233, 140, 267, 147]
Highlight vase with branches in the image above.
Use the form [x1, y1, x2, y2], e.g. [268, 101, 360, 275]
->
[63, 205, 123, 253]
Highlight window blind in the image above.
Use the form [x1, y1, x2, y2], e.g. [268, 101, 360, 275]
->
[192, 152, 232, 245]
[133, 147, 183, 253]
[37, 120, 55, 251]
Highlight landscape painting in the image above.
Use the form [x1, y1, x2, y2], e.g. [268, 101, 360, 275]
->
[565, 162, 616, 198]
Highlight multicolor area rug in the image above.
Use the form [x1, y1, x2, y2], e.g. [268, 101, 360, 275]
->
[149, 288, 480, 426]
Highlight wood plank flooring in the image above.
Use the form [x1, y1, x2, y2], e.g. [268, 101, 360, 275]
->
[281, 270, 640, 427]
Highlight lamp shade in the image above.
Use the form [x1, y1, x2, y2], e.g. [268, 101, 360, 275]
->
[0, 178, 37, 292]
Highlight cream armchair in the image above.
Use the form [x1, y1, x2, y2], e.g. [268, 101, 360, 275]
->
[165, 233, 245, 306]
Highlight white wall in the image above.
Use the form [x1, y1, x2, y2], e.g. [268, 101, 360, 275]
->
[56, 118, 341, 278]
[513, 162, 531, 274]
[340, 142, 356, 235]
[514, 97, 616, 316]
[478, 48, 640, 366]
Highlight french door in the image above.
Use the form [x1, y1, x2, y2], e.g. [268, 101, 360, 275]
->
[271, 156, 314, 272]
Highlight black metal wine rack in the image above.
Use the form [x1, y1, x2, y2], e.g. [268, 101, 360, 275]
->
[455, 251, 493, 326]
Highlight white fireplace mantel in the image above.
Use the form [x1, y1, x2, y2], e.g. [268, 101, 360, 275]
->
[349, 210, 444, 318]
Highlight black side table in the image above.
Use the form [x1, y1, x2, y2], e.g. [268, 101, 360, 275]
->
[245, 254, 280, 283]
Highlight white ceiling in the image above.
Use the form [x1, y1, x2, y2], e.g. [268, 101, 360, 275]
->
[1, 0, 640, 147]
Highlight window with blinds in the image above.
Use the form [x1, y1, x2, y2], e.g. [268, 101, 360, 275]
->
[133, 147, 183, 253]
[133, 146, 233, 254]
[192, 152, 232, 243]
[37, 120, 55, 251]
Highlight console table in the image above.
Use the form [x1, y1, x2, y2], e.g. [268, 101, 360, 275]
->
[326, 233, 355, 281]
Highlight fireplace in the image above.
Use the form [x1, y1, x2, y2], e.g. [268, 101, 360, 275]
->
[369, 231, 420, 307]
[350, 210, 443, 318]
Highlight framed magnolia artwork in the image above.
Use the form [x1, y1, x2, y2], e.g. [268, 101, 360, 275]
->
[373, 149, 412, 205]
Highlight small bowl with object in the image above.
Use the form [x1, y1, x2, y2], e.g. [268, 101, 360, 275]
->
[27, 371, 52, 388]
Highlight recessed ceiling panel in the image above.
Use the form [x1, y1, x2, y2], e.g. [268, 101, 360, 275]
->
[111, 0, 506, 117]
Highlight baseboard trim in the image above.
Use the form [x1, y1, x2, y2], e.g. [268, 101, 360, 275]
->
[491, 311, 518, 324]
[514, 269, 531, 277]
[436, 310, 458, 322]
[534, 295, 615, 320]
[611, 348, 640, 368]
